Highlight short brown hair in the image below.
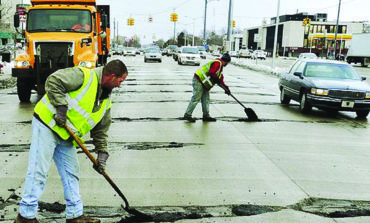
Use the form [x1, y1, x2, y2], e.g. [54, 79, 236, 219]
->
[102, 59, 127, 77]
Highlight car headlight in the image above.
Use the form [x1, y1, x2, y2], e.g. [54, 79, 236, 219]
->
[311, 88, 329, 96]
[16, 61, 30, 68]
[366, 92, 370, 99]
[79, 61, 94, 68]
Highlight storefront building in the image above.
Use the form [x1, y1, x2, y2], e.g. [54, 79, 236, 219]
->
[242, 12, 367, 57]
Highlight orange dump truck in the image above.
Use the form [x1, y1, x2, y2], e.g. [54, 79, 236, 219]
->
[13, 0, 110, 102]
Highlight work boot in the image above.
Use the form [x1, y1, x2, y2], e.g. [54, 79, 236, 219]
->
[66, 215, 100, 223]
[14, 214, 39, 223]
[182, 115, 196, 123]
[202, 116, 216, 122]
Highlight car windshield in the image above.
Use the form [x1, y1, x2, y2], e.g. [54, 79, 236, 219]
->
[197, 46, 206, 51]
[305, 63, 361, 80]
[126, 47, 135, 50]
[182, 47, 199, 54]
[27, 9, 91, 33]
[145, 48, 160, 53]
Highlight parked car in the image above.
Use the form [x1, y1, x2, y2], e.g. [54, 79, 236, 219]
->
[177, 47, 201, 66]
[238, 49, 253, 58]
[212, 50, 221, 57]
[229, 50, 238, 57]
[252, 50, 267, 60]
[144, 48, 162, 63]
[114, 45, 124, 55]
[298, 53, 318, 59]
[278, 59, 370, 118]
[123, 47, 136, 56]
[197, 46, 207, 59]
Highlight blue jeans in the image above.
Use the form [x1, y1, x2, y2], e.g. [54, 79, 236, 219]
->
[184, 76, 210, 118]
[19, 117, 83, 219]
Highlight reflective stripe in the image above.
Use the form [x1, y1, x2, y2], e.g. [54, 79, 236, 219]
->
[74, 69, 94, 101]
[66, 95, 96, 128]
[202, 75, 213, 86]
[66, 120, 79, 136]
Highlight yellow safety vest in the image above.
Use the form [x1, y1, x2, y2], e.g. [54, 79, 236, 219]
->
[34, 67, 112, 141]
[195, 59, 223, 89]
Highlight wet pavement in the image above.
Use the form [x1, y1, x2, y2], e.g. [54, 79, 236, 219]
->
[1, 55, 370, 222]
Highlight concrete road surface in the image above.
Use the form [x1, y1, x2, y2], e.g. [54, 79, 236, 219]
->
[1, 55, 370, 222]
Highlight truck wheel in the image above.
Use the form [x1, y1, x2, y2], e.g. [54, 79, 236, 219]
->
[17, 78, 33, 103]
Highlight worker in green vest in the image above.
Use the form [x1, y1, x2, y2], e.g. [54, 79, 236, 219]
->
[15, 60, 128, 223]
[183, 53, 231, 122]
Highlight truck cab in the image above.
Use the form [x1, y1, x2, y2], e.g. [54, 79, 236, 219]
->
[13, 0, 110, 102]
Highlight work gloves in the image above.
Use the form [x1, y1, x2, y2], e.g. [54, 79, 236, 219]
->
[54, 105, 68, 127]
[94, 152, 109, 174]
[224, 86, 231, 96]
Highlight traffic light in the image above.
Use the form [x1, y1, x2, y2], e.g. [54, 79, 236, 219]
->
[232, 20, 236, 28]
[148, 16, 153, 23]
[127, 18, 134, 26]
[302, 18, 311, 27]
[170, 13, 178, 22]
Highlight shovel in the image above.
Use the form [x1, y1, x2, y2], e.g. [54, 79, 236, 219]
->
[219, 84, 259, 121]
[64, 124, 153, 221]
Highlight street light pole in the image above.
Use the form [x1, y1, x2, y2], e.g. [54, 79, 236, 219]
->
[203, 0, 207, 41]
[272, 0, 280, 68]
[226, 0, 234, 51]
[333, 0, 342, 60]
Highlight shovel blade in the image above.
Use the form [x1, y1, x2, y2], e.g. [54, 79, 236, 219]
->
[244, 108, 258, 121]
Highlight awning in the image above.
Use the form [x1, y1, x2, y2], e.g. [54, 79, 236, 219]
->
[308, 33, 352, 40]
[0, 33, 12, 39]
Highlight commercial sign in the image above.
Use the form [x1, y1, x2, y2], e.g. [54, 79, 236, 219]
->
[308, 33, 352, 40]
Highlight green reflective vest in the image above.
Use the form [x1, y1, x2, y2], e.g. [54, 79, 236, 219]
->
[195, 59, 223, 89]
[34, 67, 112, 141]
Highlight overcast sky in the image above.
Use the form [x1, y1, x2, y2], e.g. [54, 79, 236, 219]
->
[23, 0, 370, 44]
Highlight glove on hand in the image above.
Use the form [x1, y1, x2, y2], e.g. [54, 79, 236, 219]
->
[54, 105, 68, 127]
[94, 152, 109, 174]
[224, 86, 231, 96]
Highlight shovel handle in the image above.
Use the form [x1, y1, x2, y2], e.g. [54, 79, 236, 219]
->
[218, 83, 247, 109]
[64, 124, 130, 209]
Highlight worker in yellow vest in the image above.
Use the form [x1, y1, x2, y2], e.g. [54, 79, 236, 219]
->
[183, 53, 231, 122]
[15, 60, 128, 223]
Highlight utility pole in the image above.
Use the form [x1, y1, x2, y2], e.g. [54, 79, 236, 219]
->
[113, 18, 116, 47]
[203, 0, 207, 41]
[272, 0, 280, 68]
[116, 21, 119, 45]
[333, 0, 342, 60]
[226, 0, 234, 51]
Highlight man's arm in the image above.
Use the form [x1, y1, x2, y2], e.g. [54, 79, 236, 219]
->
[45, 67, 84, 107]
[90, 109, 111, 154]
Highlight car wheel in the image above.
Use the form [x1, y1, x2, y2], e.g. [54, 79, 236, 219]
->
[144, 58, 147, 62]
[356, 110, 369, 119]
[280, 88, 291, 105]
[299, 92, 312, 114]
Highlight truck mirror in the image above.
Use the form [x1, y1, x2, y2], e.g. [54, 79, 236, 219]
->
[101, 14, 107, 29]
[14, 14, 20, 28]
